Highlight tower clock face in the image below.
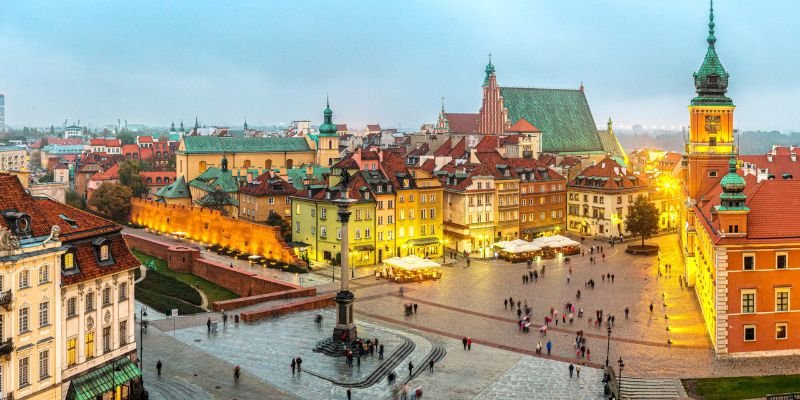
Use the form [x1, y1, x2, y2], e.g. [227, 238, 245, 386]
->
[705, 115, 721, 134]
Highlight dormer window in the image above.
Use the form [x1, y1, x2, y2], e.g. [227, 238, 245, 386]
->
[92, 238, 114, 265]
[62, 246, 79, 274]
[1, 211, 32, 238]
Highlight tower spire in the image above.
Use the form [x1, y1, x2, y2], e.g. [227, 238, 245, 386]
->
[441, 96, 445, 113]
[707, 0, 716, 46]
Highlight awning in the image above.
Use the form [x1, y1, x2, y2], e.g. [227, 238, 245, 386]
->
[288, 241, 310, 248]
[355, 244, 375, 251]
[67, 357, 141, 400]
[522, 226, 557, 234]
[405, 237, 440, 246]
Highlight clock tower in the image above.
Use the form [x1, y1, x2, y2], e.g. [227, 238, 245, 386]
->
[686, 0, 735, 201]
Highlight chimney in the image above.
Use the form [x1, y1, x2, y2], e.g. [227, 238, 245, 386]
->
[767, 155, 773, 162]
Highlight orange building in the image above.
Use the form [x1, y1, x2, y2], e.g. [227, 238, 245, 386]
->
[682, 2, 800, 356]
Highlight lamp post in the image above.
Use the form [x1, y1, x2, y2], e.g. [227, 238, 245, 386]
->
[605, 324, 612, 367]
[617, 357, 625, 396]
[139, 307, 148, 367]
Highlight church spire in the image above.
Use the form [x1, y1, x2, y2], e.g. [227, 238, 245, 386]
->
[692, 0, 731, 106]
[319, 96, 337, 136]
[707, 0, 716, 46]
[243, 117, 248, 131]
[484, 53, 496, 86]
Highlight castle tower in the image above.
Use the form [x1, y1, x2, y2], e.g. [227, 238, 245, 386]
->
[716, 154, 749, 235]
[316, 98, 340, 167]
[686, 0, 736, 201]
[478, 54, 509, 135]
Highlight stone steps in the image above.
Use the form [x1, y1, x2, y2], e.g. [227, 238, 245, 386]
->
[619, 377, 688, 399]
[145, 375, 211, 400]
[404, 342, 447, 384]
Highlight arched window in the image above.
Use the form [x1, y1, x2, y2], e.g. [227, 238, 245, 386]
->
[146, 178, 153, 184]
[156, 177, 162, 184]
[328, 140, 333, 149]
[243, 160, 251, 168]
[38, 265, 49, 284]
[199, 161, 207, 172]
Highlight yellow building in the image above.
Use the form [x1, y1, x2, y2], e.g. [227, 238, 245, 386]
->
[175, 136, 317, 183]
[0, 174, 142, 400]
[407, 166, 444, 258]
[440, 163, 497, 257]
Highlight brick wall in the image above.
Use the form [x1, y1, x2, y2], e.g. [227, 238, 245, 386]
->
[240, 294, 336, 322]
[211, 288, 317, 311]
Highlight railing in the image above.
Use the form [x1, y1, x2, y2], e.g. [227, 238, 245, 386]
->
[0, 290, 11, 309]
[767, 393, 800, 400]
[0, 338, 14, 357]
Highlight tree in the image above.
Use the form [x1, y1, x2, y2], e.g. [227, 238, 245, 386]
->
[116, 130, 136, 145]
[266, 213, 291, 242]
[88, 183, 133, 221]
[118, 160, 149, 197]
[624, 195, 660, 247]
[65, 189, 85, 209]
[39, 171, 54, 183]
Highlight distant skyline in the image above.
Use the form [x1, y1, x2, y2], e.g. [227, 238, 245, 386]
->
[1, 1, 799, 132]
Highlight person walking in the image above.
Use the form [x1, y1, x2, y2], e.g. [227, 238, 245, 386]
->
[611, 274, 615, 282]
[504, 299, 508, 309]
[546, 340, 552, 355]
[462, 337, 468, 350]
[156, 360, 163, 378]
[467, 337, 473, 350]
[296, 357, 303, 372]
[222, 311, 228, 327]
[569, 363, 575, 378]
[429, 359, 435, 373]
[624, 307, 629, 319]
[576, 365, 581, 378]
[234, 365, 240, 384]
[413, 303, 418, 314]
[347, 388, 352, 400]
[207, 317, 211, 333]
[379, 344, 385, 360]
[649, 302, 654, 313]
[388, 371, 396, 386]
[291, 358, 296, 375]
[408, 361, 414, 377]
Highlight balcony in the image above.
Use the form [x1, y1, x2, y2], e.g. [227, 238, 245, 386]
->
[0, 290, 11, 310]
[0, 338, 13, 357]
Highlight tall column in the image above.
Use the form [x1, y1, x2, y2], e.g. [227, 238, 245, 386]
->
[333, 198, 358, 343]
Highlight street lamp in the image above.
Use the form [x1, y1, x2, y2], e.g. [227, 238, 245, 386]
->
[139, 307, 148, 367]
[605, 324, 612, 367]
[617, 357, 625, 395]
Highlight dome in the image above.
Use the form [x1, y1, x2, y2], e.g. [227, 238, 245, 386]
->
[318, 101, 337, 136]
[720, 157, 745, 193]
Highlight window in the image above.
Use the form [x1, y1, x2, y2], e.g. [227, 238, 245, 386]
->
[19, 269, 29, 289]
[365, 228, 371, 238]
[67, 297, 77, 317]
[617, 196, 622, 204]
[38, 265, 49, 284]
[19, 306, 29, 333]
[741, 290, 756, 313]
[378, 216, 384, 225]
[85, 331, 94, 359]
[409, 227, 414, 237]
[67, 338, 77, 366]
[355, 210, 362, 220]
[387, 215, 394, 224]
[398, 227, 405, 238]
[355, 229, 361, 240]
[99, 244, 110, 262]
[320, 226, 327, 238]
[119, 283, 128, 301]
[776, 323, 788, 340]
[310, 226, 316, 235]
[430, 209, 435, 219]
[86, 292, 94, 312]
[776, 289, 790, 312]
[743, 325, 756, 342]
[268, 197, 275, 205]
[311, 208, 316, 217]
[103, 326, 111, 353]
[708, 170, 718, 178]
[337, 228, 342, 240]
[19, 357, 29, 387]
[320, 208, 327, 219]
[39, 301, 49, 327]
[743, 255, 755, 271]
[103, 287, 112, 306]
[39, 350, 49, 379]
[119, 321, 128, 346]
[777, 253, 788, 269]
[295, 221, 300, 233]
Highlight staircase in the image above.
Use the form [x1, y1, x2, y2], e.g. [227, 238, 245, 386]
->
[305, 336, 416, 388]
[619, 377, 688, 399]
[404, 343, 447, 384]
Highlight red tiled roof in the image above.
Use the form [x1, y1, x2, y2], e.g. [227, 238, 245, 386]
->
[569, 156, 646, 190]
[43, 137, 84, 146]
[122, 144, 140, 155]
[138, 136, 154, 143]
[447, 139, 467, 159]
[90, 138, 121, 147]
[239, 171, 298, 197]
[420, 159, 436, 173]
[507, 118, 541, 133]
[336, 124, 348, 131]
[444, 113, 479, 134]
[90, 164, 120, 181]
[740, 151, 800, 179]
[407, 143, 430, 157]
[475, 136, 499, 152]
[433, 138, 453, 157]
[500, 135, 520, 145]
[367, 124, 381, 132]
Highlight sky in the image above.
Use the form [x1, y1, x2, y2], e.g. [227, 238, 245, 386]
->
[1, 0, 798, 132]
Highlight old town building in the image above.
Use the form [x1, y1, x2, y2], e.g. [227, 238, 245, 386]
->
[0, 173, 141, 399]
[567, 156, 648, 238]
[238, 170, 297, 223]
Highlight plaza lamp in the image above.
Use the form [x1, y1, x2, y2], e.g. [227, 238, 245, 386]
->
[617, 357, 625, 395]
[605, 324, 612, 367]
[139, 307, 148, 368]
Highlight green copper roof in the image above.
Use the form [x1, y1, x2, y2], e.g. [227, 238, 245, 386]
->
[189, 166, 241, 193]
[718, 154, 748, 211]
[180, 136, 311, 154]
[499, 87, 604, 153]
[597, 128, 627, 160]
[484, 54, 496, 86]
[692, 0, 733, 106]
[155, 175, 190, 198]
[286, 165, 331, 190]
[318, 99, 338, 136]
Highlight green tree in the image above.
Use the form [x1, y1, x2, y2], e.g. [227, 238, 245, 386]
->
[116, 130, 136, 145]
[624, 195, 660, 247]
[65, 189, 85, 209]
[39, 171, 54, 183]
[266, 213, 291, 242]
[88, 183, 132, 221]
[118, 160, 149, 197]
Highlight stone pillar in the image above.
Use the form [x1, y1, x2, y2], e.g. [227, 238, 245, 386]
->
[333, 199, 357, 343]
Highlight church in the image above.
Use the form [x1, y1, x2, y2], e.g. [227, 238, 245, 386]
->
[433, 57, 626, 163]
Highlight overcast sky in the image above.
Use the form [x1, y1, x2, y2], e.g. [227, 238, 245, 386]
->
[1, 0, 797, 132]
